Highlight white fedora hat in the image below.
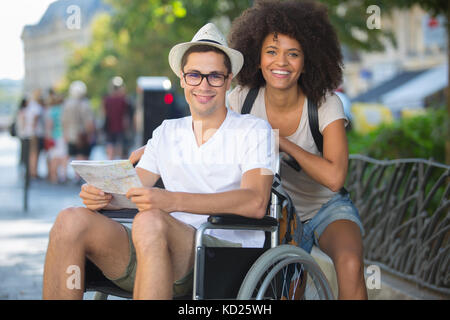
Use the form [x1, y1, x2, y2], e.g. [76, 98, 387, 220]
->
[168, 23, 244, 78]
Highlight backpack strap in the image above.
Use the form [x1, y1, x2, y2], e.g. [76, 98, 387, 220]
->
[241, 87, 259, 114]
[241, 91, 349, 196]
[283, 99, 323, 172]
[307, 99, 323, 154]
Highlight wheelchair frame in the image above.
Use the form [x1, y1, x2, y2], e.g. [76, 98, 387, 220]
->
[192, 186, 280, 300]
[84, 160, 334, 300]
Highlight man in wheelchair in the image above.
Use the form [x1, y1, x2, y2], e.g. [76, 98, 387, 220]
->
[42, 23, 276, 300]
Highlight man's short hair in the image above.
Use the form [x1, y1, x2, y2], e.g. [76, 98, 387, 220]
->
[181, 45, 232, 75]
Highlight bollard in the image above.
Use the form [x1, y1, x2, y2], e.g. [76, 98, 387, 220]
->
[22, 138, 30, 212]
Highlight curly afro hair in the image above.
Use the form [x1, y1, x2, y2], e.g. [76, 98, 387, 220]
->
[228, 0, 343, 106]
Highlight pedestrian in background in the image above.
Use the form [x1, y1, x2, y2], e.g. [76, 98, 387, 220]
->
[45, 90, 67, 184]
[103, 76, 129, 160]
[25, 89, 45, 179]
[14, 97, 29, 167]
[62, 81, 96, 165]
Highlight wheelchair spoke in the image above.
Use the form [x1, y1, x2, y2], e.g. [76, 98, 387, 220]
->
[290, 265, 302, 300]
[238, 245, 334, 300]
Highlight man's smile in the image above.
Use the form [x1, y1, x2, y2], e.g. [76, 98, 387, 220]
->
[193, 91, 216, 104]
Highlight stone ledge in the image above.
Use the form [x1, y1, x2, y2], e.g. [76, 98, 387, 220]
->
[310, 247, 447, 300]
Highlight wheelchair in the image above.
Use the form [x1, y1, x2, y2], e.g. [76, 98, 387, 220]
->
[84, 159, 334, 300]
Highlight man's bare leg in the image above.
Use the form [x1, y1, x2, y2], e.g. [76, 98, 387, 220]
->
[42, 207, 130, 299]
[132, 209, 196, 300]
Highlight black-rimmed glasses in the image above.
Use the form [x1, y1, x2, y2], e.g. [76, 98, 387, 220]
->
[183, 72, 229, 87]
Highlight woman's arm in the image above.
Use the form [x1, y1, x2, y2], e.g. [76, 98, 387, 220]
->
[280, 119, 348, 192]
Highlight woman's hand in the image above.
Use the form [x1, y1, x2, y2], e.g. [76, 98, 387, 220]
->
[129, 146, 145, 165]
[126, 187, 176, 213]
[79, 183, 112, 211]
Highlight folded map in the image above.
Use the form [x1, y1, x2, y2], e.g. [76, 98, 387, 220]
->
[70, 159, 142, 209]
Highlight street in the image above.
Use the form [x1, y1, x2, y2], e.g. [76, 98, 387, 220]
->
[0, 132, 104, 299]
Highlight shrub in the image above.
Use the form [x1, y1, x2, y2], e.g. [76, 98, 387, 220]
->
[348, 105, 447, 163]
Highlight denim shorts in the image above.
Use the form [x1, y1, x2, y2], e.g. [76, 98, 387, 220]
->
[297, 192, 365, 254]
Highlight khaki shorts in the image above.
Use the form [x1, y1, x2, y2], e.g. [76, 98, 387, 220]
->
[106, 225, 241, 298]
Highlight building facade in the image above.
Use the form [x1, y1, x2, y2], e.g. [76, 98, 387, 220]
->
[21, 0, 109, 95]
[343, 5, 447, 98]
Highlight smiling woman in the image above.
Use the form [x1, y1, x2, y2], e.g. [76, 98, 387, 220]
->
[228, 0, 343, 108]
[227, 0, 367, 300]
[260, 33, 304, 93]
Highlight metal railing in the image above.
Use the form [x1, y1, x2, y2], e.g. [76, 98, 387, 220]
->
[346, 154, 449, 296]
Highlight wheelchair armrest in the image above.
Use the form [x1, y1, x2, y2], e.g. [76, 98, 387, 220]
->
[207, 215, 278, 228]
[97, 208, 139, 220]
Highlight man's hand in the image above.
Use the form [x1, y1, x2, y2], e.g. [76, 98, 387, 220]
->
[126, 187, 175, 212]
[79, 183, 112, 211]
[129, 146, 145, 165]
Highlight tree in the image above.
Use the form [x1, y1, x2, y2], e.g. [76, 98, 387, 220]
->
[372, 0, 448, 164]
[64, 0, 449, 164]
[320, 0, 448, 164]
[320, 0, 397, 51]
[64, 0, 252, 104]
[64, 0, 395, 101]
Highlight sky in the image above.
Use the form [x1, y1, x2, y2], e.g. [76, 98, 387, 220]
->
[0, 0, 56, 80]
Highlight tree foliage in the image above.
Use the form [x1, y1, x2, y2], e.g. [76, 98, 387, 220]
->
[64, 0, 252, 103]
[63, 0, 448, 106]
[348, 106, 447, 162]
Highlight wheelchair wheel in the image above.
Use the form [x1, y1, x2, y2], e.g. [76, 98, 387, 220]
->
[237, 245, 334, 300]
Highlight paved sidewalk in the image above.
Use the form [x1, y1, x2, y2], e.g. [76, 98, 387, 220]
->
[0, 132, 103, 299]
[2, 132, 438, 300]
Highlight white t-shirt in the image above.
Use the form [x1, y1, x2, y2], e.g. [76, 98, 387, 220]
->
[23, 100, 44, 138]
[137, 109, 276, 248]
[227, 86, 348, 221]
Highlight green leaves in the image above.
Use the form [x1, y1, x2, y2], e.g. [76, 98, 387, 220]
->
[62, 0, 448, 112]
[154, 1, 187, 23]
[348, 106, 447, 162]
[63, 0, 251, 101]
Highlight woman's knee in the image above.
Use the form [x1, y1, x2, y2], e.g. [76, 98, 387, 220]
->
[333, 249, 364, 279]
[132, 209, 168, 249]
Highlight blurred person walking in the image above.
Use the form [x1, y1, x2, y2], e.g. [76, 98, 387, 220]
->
[45, 91, 68, 183]
[25, 90, 45, 179]
[62, 81, 96, 166]
[12, 97, 29, 167]
[103, 76, 129, 160]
